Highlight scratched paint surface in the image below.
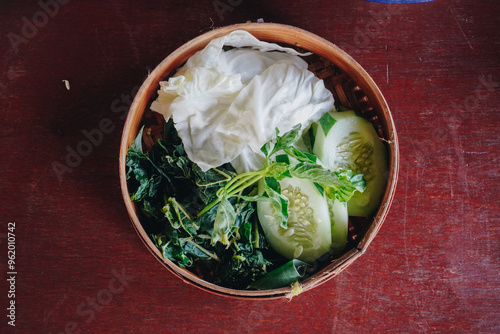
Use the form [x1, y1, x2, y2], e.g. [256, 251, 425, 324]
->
[0, 0, 498, 333]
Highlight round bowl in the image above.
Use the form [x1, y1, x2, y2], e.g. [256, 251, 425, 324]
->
[119, 22, 399, 299]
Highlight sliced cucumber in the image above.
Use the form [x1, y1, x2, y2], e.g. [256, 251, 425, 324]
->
[313, 110, 388, 216]
[328, 199, 348, 254]
[257, 177, 332, 263]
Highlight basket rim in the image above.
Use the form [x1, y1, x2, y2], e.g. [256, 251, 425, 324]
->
[119, 22, 399, 299]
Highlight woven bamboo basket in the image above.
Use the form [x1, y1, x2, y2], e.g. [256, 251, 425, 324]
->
[119, 23, 399, 299]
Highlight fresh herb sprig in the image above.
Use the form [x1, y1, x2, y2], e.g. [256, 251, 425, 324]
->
[197, 124, 366, 248]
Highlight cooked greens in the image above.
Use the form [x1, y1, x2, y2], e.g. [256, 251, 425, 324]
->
[126, 120, 277, 288]
[126, 118, 367, 289]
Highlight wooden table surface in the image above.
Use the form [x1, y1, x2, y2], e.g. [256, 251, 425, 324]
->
[1, 0, 499, 333]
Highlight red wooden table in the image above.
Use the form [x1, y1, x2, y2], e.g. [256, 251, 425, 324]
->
[1, 0, 499, 333]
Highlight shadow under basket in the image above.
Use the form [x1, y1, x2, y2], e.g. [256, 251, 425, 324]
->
[119, 23, 399, 299]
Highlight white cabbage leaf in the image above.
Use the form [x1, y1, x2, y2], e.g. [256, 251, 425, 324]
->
[151, 30, 334, 173]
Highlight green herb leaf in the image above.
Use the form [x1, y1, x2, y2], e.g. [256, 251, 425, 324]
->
[163, 197, 198, 236]
[261, 124, 302, 160]
[289, 162, 343, 185]
[318, 111, 336, 136]
[324, 169, 366, 202]
[275, 154, 290, 164]
[263, 177, 289, 229]
[129, 126, 145, 153]
[284, 146, 317, 164]
[289, 163, 366, 202]
[211, 194, 237, 247]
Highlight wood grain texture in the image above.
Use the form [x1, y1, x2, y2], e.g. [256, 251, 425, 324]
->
[0, 0, 498, 333]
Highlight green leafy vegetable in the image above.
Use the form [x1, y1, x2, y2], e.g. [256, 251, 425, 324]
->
[289, 163, 365, 203]
[283, 146, 317, 164]
[126, 118, 367, 290]
[324, 169, 366, 203]
[263, 177, 289, 228]
[261, 124, 302, 164]
[127, 120, 280, 289]
[211, 194, 237, 246]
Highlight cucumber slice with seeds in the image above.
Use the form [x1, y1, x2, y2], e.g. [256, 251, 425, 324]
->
[313, 110, 388, 216]
[257, 177, 332, 263]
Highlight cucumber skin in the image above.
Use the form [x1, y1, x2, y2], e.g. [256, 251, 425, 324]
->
[329, 199, 348, 254]
[313, 110, 388, 217]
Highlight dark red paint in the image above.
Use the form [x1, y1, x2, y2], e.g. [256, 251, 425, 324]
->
[1, 0, 498, 333]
